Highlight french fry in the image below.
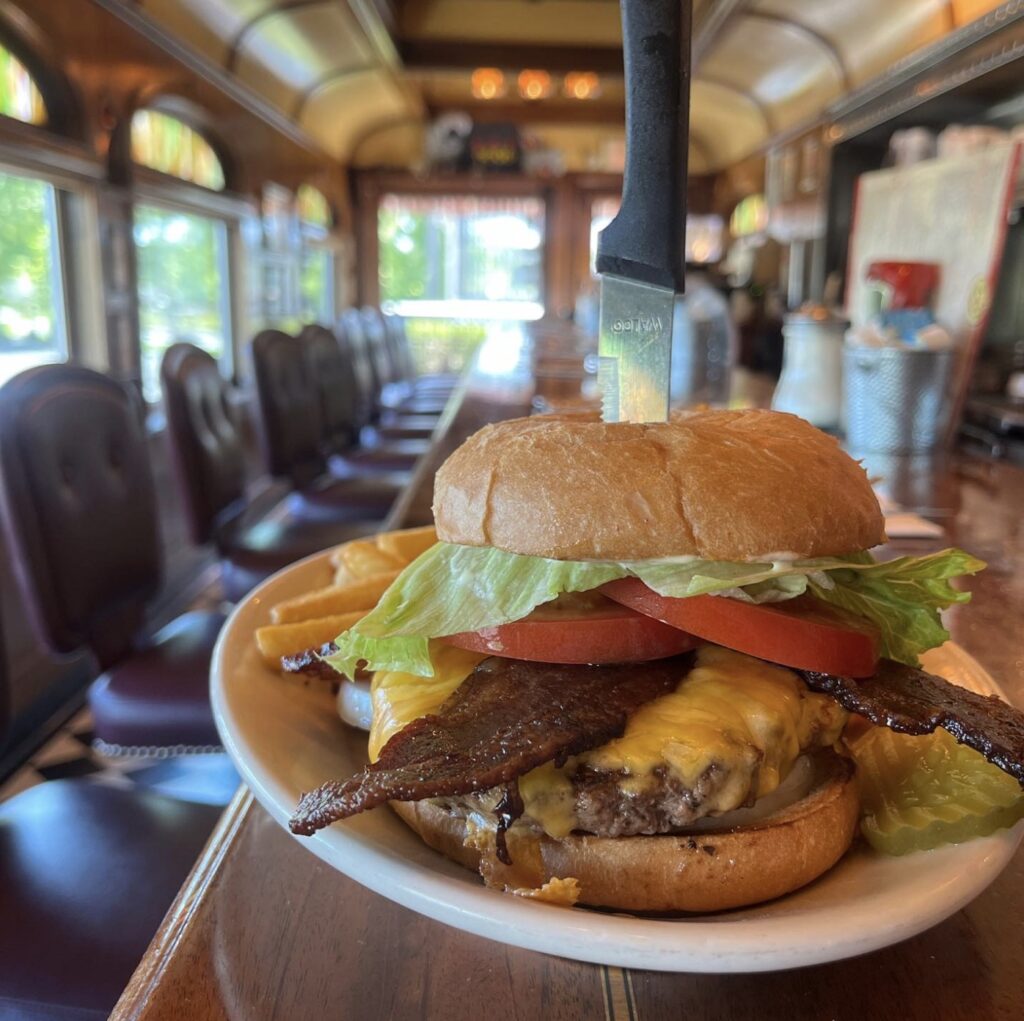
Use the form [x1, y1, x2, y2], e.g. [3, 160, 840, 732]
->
[377, 525, 437, 564]
[337, 538, 404, 580]
[328, 538, 357, 569]
[333, 562, 357, 586]
[255, 610, 367, 668]
[270, 571, 399, 624]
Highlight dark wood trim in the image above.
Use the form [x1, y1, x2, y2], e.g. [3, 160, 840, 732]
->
[353, 173, 381, 306]
[398, 38, 624, 74]
[544, 178, 572, 318]
[425, 100, 625, 127]
[0, 118, 102, 182]
[359, 171, 551, 197]
[132, 169, 256, 221]
[0, 0, 88, 140]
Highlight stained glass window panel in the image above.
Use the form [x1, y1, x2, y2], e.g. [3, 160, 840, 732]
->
[131, 110, 226, 191]
[297, 184, 331, 230]
[0, 46, 45, 125]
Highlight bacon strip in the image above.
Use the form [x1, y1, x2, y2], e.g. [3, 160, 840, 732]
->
[800, 660, 1024, 786]
[289, 654, 692, 836]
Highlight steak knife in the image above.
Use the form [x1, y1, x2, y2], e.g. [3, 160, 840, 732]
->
[597, 0, 692, 423]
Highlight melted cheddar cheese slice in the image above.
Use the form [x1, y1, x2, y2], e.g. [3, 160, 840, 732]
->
[369, 644, 846, 838]
[369, 642, 486, 760]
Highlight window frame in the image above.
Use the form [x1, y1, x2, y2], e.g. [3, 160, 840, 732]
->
[376, 190, 548, 320]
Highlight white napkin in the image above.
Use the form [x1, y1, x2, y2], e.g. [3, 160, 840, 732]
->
[875, 491, 946, 539]
[884, 513, 946, 539]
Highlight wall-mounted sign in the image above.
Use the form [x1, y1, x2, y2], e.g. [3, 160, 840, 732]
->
[468, 124, 522, 173]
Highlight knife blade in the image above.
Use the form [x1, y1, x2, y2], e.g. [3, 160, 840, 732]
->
[597, 0, 692, 423]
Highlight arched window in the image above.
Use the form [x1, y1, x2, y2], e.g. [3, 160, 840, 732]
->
[730, 195, 769, 238]
[297, 184, 331, 232]
[0, 43, 45, 125]
[130, 109, 225, 191]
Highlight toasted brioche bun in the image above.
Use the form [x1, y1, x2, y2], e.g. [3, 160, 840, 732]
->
[433, 410, 884, 561]
[391, 749, 859, 913]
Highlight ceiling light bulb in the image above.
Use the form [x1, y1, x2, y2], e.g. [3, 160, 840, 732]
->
[471, 68, 506, 100]
[564, 72, 601, 101]
[517, 70, 552, 101]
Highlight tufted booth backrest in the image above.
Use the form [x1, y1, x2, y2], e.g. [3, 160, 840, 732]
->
[161, 343, 248, 547]
[337, 310, 375, 428]
[299, 324, 358, 457]
[0, 566, 8, 750]
[383, 313, 415, 382]
[359, 306, 398, 388]
[0, 365, 161, 667]
[249, 329, 325, 486]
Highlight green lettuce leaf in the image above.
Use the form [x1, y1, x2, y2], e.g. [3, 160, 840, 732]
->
[809, 549, 985, 666]
[326, 543, 623, 678]
[326, 542, 984, 678]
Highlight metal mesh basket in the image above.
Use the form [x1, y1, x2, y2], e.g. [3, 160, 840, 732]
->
[843, 345, 953, 453]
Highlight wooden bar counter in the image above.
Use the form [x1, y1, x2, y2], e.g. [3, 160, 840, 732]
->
[113, 338, 1024, 1021]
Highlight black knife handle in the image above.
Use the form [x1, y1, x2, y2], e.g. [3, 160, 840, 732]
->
[596, 0, 691, 291]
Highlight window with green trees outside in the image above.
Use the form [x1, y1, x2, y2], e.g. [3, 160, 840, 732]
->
[135, 204, 230, 402]
[0, 171, 66, 385]
[131, 110, 225, 192]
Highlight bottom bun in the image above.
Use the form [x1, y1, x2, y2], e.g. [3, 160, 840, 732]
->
[391, 749, 860, 913]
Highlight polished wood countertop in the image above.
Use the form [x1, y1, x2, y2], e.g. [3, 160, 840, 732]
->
[113, 339, 1024, 1021]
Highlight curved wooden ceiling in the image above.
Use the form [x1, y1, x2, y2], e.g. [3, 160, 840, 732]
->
[135, 0, 1008, 172]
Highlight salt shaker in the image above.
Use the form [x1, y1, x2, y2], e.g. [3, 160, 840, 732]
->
[771, 307, 848, 431]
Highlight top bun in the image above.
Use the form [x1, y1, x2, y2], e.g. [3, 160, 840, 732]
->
[433, 410, 884, 562]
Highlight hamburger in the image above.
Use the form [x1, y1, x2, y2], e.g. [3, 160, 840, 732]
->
[289, 410, 1024, 912]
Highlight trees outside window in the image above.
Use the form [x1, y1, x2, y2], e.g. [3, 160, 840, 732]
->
[135, 204, 230, 402]
[379, 194, 544, 319]
[0, 171, 67, 385]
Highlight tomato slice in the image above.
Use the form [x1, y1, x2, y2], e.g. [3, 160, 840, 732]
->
[601, 579, 879, 677]
[441, 592, 698, 664]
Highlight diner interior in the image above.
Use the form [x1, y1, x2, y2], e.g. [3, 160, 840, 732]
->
[0, 1, 1023, 1018]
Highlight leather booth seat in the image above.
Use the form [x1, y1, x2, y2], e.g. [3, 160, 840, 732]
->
[250, 329, 407, 524]
[0, 365, 223, 753]
[161, 343, 383, 602]
[0, 780, 221, 1019]
[341, 310, 440, 442]
[216, 506, 375, 603]
[89, 610, 226, 751]
[304, 322, 431, 479]
[378, 312, 458, 413]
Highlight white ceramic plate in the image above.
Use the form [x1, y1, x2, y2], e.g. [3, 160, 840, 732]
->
[211, 551, 1024, 973]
